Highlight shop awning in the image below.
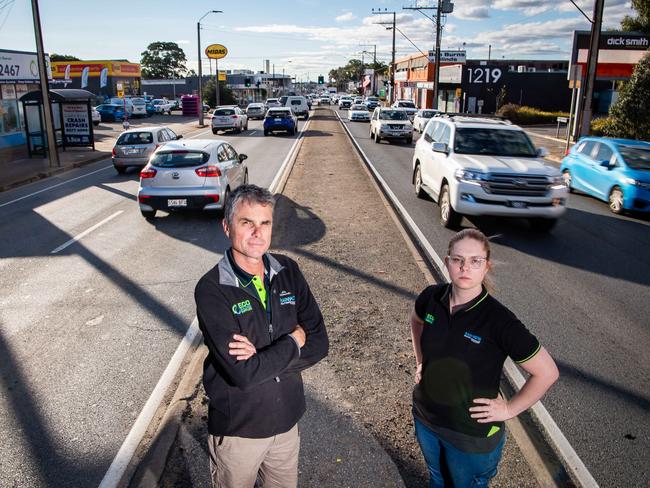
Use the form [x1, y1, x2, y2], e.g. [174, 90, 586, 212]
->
[19, 89, 96, 102]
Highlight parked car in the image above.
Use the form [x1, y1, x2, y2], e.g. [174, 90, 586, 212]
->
[108, 97, 135, 116]
[391, 99, 418, 120]
[284, 96, 310, 119]
[412, 115, 567, 230]
[112, 126, 182, 174]
[264, 107, 298, 136]
[338, 96, 353, 110]
[211, 106, 248, 134]
[145, 101, 157, 117]
[353, 96, 363, 105]
[130, 97, 148, 118]
[95, 104, 126, 122]
[348, 103, 370, 122]
[246, 102, 266, 120]
[413, 109, 440, 132]
[364, 96, 380, 110]
[91, 107, 101, 126]
[265, 98, 281, 109]
[152, 99, 174, 115]
[560, 137, 650, 214]
[137, 139, 249, 219]
[370, 107, 413, 144]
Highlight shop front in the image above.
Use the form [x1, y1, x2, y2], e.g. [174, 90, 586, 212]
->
[50, 60, 141, 100]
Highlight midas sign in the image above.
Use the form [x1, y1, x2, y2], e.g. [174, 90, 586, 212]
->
[205, 44, 228, 59]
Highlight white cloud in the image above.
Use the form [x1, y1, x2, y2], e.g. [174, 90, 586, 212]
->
[454, 0, 492, 20]
[493, 0, 552, 16]
[175, 40, 190, 45]
[335, 12, 356, 22]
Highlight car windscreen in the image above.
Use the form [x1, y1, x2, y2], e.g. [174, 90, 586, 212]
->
[150, 151, 209, 167]
[131, 99, 146, 105]
[290, 100, 302, 105]
[351, 105, 366, 110]
[421, 111, 436, 117]
[117, 132, 154, 145]
[214, 109, 236, 116]
[379, 110, 408, 120]
[454, 128, 537, 157]
[398, 102, 415, 108]
[619, 145, 650, 170]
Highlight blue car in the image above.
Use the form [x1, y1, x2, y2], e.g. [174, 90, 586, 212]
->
[561, 137, 650, 214]
[263, 107, 298, 136]
[95, 104, 126, 122]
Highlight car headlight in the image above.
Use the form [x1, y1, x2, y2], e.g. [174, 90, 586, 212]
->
[454, 169, 485, 185]
[549, 175, 566, 189]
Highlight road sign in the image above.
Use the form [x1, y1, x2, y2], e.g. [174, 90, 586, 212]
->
[205, 44, 228, 60]
[218, 71, 226, 81]
[117, 90, 124, 97]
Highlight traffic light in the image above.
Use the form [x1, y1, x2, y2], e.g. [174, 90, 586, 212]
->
[318, 75, 324, 84]
[245, 77, 251, 87]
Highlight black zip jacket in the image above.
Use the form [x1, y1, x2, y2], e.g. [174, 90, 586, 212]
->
[195, 251, 328, 438]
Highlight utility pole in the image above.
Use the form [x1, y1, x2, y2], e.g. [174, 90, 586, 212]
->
[30, 0, 59, 167]
[372, 9, 397, 103]
[197, 10, 221, 127]
[404, 1, 453, 110]
[578, 0, 604, 137]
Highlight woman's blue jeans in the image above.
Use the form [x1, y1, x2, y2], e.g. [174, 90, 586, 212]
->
[414, 417, 506, 488]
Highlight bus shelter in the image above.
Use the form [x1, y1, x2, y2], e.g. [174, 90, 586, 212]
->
[19, 88, 96, 158]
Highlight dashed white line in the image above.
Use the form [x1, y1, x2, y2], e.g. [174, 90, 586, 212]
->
[50, 210, 123, 254]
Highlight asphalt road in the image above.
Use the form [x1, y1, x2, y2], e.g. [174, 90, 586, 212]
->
[0, 117, 306, 487]
[336, 108, 650, 488]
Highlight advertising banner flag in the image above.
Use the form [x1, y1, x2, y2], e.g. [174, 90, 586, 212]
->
[81, 66, 89, 88]
[64, 64, 71, 80]
[100, 67, 108, 88]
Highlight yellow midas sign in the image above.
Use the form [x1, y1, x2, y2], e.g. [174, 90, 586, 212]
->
[205, 44, 228, 59]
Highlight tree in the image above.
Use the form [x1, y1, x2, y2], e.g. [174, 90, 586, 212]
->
[621, 0, 650, 34]
[203, 79, 236, 106]
[50, 54, 80, 62]
[140, 42, 190, 79]
[605, 52, 650, 140]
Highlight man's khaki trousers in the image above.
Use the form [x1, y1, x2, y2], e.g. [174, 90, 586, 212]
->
[209, 424, 299, 488]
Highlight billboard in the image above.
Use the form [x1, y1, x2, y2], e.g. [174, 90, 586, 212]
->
[428, 50, 467, 64]
[570, 31, 649, 80]
[0, 49, 52, 84]
[51, 61, 141, 79]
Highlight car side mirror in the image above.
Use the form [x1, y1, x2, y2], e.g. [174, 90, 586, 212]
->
[239, 154, 248, 162]
[176, 135, 183, 140]
[432, 142, 448, 154]
[599, 159, 612, 169]
[536, 147, 549, 157]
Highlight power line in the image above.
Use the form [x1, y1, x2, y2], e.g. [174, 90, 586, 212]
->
[0, 0, 16, 32]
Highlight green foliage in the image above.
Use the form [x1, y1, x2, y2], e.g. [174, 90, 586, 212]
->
[496, 104, 569, 125]
[590, 117, 615, 136]
[50, 54, 80, 62]
[328, 59, 388, 83]
[140, 42, 189, 79]
[203, 79, 236, 107]
[604, 52, 650, 140]
[621, 0, 650, 34]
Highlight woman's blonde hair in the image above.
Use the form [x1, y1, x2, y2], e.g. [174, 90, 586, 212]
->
[447, 228, 495, 293]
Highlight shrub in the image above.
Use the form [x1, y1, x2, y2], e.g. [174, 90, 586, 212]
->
[496, 104, 569, 125]
[590, 117, 615, 136]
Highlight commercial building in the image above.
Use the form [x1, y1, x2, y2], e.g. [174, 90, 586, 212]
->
[50, 60, 141, 99]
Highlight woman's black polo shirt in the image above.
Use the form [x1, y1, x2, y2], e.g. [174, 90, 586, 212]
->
[413, 283, 540, 452]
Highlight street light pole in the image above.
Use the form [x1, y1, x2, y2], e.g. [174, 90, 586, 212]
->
[30, 0, 59, 167]
[578, 0, 604, 137]
[197, 10, 222, 127]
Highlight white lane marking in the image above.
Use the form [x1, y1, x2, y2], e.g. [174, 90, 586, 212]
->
[248, 131, 257, 136]
[0, 165, 113, 209]
[336, 110, 600, 488]
[187, 128, 214, 139]
[98, 319, 201, 488]
[268, 115, 312, 192]
[50, 211, 123, 254]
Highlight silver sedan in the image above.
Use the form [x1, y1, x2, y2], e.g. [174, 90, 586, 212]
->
[137, 139, 248, 219]
[112, 126, 181, 174]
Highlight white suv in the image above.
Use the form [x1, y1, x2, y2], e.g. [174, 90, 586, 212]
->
[370, 107, 413, 144]
[412, 115, 568, 231]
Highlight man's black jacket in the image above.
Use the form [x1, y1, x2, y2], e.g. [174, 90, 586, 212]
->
[195, 251, 328, 438]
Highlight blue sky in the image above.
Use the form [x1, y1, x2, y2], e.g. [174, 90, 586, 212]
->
[0, 0, 635, 80]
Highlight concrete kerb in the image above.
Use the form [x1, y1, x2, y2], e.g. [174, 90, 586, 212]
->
[333, 109, 598, 488]
[124, 114, 313, 488]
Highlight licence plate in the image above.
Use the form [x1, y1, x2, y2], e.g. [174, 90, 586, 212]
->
[168, 199, 187, 207]
[274, 118, 282, 122]
[125, 148, 141, 155]
[509, 201, 528, 208]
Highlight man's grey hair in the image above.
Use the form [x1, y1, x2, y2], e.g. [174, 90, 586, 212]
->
[224, 184, 276, 226]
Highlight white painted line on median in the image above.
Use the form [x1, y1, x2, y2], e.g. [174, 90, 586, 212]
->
[50, 211, 124, 254]
[0, 165, 113, 209]
[336, 110, 599, 488]
[249, 130, 257, 136]
[98, 319, 201, 488]
[269, 114, 312, 193]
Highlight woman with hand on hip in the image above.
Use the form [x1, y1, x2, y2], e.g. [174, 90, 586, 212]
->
[411, 228, 559, 487]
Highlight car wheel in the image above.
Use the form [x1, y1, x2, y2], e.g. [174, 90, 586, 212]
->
[529, 218, 558, 232]
[235, 125, 242, 134]
[244, 122, 248, 131]
[562, 170, 574, 193]
[264, 129, 269, 136]
[608, 186, 624, 214]
[114, 165, 127, 175]
[406, 137, 413, 144]
[374, 132, 381, 143]
[303, 114, 309, 120]
[218, 188, 231, 218]
[141, 209, 156, 220]
[414, 165, 426, 199]
[212, 129, 218, 135]
[439, 184, 462, 228]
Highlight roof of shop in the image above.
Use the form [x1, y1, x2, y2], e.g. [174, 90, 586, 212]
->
[20, 89, 96, 102]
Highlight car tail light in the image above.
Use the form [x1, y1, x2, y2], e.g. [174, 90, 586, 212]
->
[206, 194, 220, 203]
[140, 167, 157, 179]
[111, 147, 116, 157]
[138, 195, 151, 203]
[195, 165, 221, 177]
[231, 115, 239, 119]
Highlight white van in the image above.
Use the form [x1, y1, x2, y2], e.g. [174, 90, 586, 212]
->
[130, 97, 148, 118]
[284, 96, 309, 119]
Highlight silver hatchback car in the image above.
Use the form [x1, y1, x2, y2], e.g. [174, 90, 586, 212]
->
[112, 126, 181, 174]
[137, 139, 248, 219]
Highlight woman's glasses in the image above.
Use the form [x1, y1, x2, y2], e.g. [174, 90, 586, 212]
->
[447, 255, 487, 270]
